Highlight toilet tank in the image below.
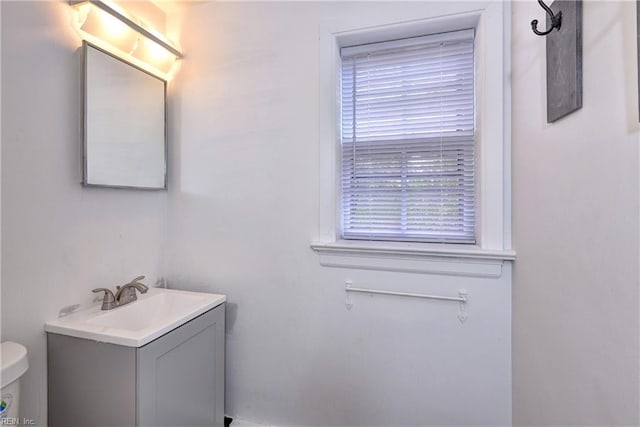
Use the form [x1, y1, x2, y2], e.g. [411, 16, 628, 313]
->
[1, 342, 29, 421]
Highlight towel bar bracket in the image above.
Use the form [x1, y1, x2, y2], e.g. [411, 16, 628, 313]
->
[457, 290, 468, 323]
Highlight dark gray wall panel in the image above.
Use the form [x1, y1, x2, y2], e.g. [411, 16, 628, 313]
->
[546, 0, 583, 122]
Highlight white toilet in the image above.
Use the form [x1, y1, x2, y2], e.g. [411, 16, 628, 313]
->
[0, 342, 29, 421]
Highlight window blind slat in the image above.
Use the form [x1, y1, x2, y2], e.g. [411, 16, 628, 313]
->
[340, 29, 475, 244]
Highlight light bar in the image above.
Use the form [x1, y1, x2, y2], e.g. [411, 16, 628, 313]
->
[69, 0, 183, 80]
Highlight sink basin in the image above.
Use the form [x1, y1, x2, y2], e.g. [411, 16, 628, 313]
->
[45, 288, 226, 347]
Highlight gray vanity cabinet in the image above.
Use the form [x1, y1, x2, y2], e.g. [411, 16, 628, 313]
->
[137, 305, 225, 426]
[47, 304, 225, 427]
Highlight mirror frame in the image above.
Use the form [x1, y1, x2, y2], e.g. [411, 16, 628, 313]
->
[81, 41, 168, 190]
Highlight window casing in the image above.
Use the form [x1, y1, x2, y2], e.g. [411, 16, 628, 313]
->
[340, 30, 476, 244]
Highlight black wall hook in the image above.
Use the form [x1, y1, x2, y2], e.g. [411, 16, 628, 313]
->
[531, 0, 562, 36]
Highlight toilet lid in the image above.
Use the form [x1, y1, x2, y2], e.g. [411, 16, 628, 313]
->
[1, 342, 28, 388]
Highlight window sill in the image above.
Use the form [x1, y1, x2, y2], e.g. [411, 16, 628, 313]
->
[310, 241, 515, 278]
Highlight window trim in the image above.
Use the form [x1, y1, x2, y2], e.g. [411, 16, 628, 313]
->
[314, 3, 514, 266]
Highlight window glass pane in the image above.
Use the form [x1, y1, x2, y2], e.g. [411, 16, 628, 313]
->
[340, 29, 475, 243]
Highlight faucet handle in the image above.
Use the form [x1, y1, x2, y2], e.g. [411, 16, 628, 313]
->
[127, 275, 149, 293]
[92, 288, 117, 310]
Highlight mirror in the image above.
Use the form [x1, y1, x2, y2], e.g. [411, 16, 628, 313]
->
[82, 42, 167, 189]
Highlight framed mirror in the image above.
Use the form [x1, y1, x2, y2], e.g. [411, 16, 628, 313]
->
[82, 41, 167, 189]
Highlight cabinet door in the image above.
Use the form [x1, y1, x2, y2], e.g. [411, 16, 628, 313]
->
[137, 305, 225, 427]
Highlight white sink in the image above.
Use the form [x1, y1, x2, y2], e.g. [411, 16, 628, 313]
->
[45, 288, 226, 347]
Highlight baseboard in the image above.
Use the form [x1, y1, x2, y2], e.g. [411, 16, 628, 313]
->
[226, 417, 274, 427]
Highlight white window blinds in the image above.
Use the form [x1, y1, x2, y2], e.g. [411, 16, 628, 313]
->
[340, 29, 476, 244]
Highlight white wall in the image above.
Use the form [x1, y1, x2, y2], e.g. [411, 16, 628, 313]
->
[7, 1, 638, 425]
[167, 2, 512, 425]
[512, 1, 640, 425]
[1, 2, 167, 424]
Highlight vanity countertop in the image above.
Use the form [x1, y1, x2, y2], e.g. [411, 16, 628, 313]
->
[45, 288, 226, 347]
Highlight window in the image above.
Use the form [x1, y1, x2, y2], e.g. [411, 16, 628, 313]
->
[314, 4, 513, 266]
[340, 29, 475, 244]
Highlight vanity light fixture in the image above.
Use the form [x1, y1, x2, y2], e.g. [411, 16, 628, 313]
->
[69, 0, 183, 80]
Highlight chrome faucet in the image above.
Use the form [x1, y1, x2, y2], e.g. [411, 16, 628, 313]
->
[92, 276, 149, 310]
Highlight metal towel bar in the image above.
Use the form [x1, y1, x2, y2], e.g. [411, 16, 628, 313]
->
[344, 281, 469, 323]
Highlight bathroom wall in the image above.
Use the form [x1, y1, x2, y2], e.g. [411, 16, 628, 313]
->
[511, 1, 640, 425]
[8, 1, 636, 425]
[1, 2, 167, 424]
[166, 2, 512, 425]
